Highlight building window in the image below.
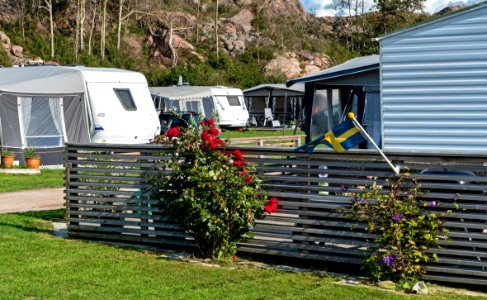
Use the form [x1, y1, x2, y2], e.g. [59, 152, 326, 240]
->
[114, 89, 137, 111]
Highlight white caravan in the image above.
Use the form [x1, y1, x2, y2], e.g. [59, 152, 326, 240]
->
[0, 66, 160, 164]
[150, 86, 249, 128]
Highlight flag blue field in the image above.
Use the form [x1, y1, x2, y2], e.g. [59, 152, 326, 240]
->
[293, 119, 366, 154]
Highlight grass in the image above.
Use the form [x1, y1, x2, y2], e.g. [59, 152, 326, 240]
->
[0, 210, 485, 299]
[220, 128, 305, 139]
[0, 169, 64, 193]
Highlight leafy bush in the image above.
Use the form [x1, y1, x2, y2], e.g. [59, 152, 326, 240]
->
[151, 118, 266, 259]
[0, 46, 10, 67]
[349, 174, 449, 289]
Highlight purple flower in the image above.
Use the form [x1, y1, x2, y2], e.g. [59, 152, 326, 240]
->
[355, 198, 364, 204]
[383, 254, 397, 267]
[427, 201, 438, 207]
[392, 214, 404, 222]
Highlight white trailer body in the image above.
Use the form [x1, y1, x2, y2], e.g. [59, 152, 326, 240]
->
[80, 68, 160, 143]
[150, 86, 249, 127]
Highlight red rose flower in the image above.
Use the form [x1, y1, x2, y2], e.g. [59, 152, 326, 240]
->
[264, 197, 279, 214]
[233, 149, 244, 160]
[166, 126, 179, 141]
[209, 127, 220, 136]
[233, 160, 244, 167]
[216, 138, 225, 147]
[206, 118, 215, 127]
[201, 130, 212, 142]
[246, 176, 252, 183]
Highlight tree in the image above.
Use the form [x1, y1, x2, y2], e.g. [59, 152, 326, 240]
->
[40, 0, 55, 58]
[88, 0, 98, 55]
[75, 0, 87, 59]
[101, 0, 107, 60]
[215, 0, 219, 58]
[17, 1, 26, 41]
[374, 0, 425, 33]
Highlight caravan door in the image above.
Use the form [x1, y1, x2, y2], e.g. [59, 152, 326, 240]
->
[87, 82, 160, 144]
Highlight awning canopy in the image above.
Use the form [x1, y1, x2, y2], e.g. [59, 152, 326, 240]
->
[0, 66, 85, 94]
[243, 83, 304, 97]
[150, 86, 215, 100]
[286, 55, 380, 87]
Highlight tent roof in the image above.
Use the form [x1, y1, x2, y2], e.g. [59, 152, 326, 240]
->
[286, 55, 380, 87]
[150, 86, 242, 100]
[243, 83, 304, 97]
[0, 66, 146, 94]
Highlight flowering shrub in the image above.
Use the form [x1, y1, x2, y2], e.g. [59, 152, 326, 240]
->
[151, 119, 267, 259]
[349, 174, 449, 289]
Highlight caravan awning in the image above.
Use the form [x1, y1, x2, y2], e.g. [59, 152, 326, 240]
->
[0, 66, 86, 94]
[150, 86, 214, 100]
[286, 55, 380, 87]
[243, 84, 304, 97]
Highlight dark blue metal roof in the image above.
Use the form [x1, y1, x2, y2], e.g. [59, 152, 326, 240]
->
[286, 55, 380, 87]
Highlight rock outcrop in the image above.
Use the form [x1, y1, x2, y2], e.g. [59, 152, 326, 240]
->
[0, 0, 19, 24]
[264, 55, 301, 78]
[220, 9, 255, 56]
[264, 51, 330, 79]
[147, 29, 203, 67]
[0, 31, 44, 66]
[260, 0, 308, 21]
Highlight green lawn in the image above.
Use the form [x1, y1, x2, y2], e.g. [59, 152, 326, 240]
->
[220, 128, 305, 139]
[0, 169, 64, 193]
[0, 210, 484, 299]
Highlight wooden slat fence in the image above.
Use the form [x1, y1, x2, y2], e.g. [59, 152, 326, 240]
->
[65, 143, 487, 286]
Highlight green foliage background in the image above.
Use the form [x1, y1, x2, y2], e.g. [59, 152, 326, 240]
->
[0, 0, 437, 88]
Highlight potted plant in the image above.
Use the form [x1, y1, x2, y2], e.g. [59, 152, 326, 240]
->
[1, 148, 14, 169]
[24, 148, 40, 169]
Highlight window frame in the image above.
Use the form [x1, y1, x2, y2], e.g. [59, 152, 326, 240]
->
[226, 96, 241, 107]
[114, 88, 137, 111]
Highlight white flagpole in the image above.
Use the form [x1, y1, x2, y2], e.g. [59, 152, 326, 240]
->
[347, 112, 400, 175]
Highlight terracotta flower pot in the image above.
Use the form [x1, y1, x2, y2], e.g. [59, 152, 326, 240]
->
[1, 155, 14, 169]
[25, 157, 41, 169]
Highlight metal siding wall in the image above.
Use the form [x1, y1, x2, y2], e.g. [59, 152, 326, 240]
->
[381, 7, 487, 153]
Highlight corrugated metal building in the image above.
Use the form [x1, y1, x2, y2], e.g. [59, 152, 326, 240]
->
[381, 3, 487, 154]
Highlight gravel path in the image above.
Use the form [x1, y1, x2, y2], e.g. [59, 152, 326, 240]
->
[0, 188, 64, 213]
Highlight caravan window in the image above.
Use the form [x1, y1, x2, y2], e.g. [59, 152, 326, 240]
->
[114, 89, 137, 111]
[227, 96, 241, 106]
[20, 97, 65, 147]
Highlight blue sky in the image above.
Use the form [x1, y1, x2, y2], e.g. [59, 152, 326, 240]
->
[300, 0, 485, 16]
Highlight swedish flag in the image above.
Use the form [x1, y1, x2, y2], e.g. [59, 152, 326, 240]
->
[293, 118, 366, 154]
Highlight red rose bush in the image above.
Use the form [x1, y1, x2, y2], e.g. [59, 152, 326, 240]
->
[151, 118, 270, 259]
